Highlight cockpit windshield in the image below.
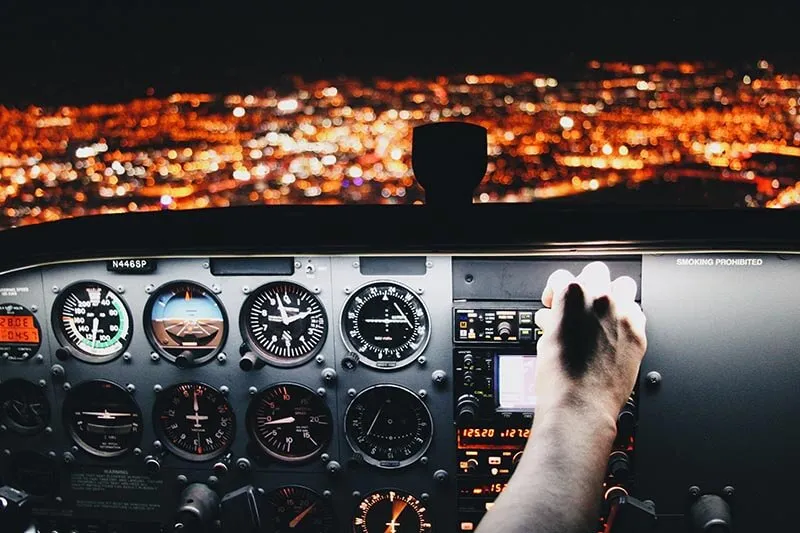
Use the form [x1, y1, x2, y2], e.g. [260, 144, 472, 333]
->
[1, 3, 798, 229]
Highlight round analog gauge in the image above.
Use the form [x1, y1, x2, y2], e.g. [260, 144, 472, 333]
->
[154, 382, 235, 461]
[246, 383, 332, 463]
[145, 281, 227, 367]
[0, 379, 50, 435]
[63, 380, 142, 457]
[264, 486, 336, 533]
[341, 282, 430, 370]
[0, 303, 42, 361]
[353, 489, 432, 533]
[52, 281, 132, 363]
[241, 281, 328, 367]
[344, 384, 433, 469]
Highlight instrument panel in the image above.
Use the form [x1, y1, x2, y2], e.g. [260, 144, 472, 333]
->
[0, 256, 455, 533]
[1, 250, 799, 532]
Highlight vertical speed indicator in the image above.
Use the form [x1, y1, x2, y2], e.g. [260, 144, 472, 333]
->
[52, 282, 132, 363]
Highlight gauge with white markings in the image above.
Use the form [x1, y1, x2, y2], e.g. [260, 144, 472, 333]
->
[63, 380, 142, 457]
[246, 383, 332, 463]
[145, 281, 227, 366]
[344, 384, 433, 469]
[52, 281, 131, 363]
[341, 282, 430, 370]
[240, 282, 328, 367]
[353, 489, 432, 533]
[153, 382, 235, 461]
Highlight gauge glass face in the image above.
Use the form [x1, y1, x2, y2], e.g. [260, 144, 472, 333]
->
[0, 303, 42, 361]
[146, 281, 227, 364]
[345, 385, 433, 469]
[154, 382, 235, 461]
[241, 282, 328, 367]
[264, 486, 335, 533]
[341, 282, 430, 369]
[64, 380, 142, 457]
[53, 282, 131, 362]
[0, 379, 50, 435]
[354, 489, 432, 533]
[246, 383, 332, 463]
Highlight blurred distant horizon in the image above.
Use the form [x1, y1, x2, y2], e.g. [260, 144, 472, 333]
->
[2, 59, 800, 229]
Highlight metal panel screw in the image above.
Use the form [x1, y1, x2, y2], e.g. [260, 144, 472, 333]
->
[646, 371, 662, 386]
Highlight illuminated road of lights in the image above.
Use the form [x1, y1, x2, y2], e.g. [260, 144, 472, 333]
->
[1, 59, 799, 229]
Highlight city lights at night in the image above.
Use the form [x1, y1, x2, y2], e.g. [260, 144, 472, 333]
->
[1, 60, 799, 228]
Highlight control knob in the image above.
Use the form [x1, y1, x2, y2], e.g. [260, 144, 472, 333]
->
[512, 451, 523, 469]
[465, 458, 479, 473]
[608, 451, 631, 481]
[175, 350, 196, 369]
[463, 371, 474, 386]
[690, 494, 731, 533]
[616, 400, 637, 441]
[174, 483, 220, 532]
[144, 455, 161, 475]
[497, 321, 512, 338]
[463, 353, 474, 369]
[456, 395, 479, 424]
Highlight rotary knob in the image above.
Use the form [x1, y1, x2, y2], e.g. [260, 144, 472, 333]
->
[608, 451, 631, 481]
[457, 395, 479, 424]
[497, 321, 512, 338]
[465, 458, 479, 473]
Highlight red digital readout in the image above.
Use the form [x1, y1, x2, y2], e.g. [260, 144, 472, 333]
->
[457, 427, 531, 450]
[0, 315, 40, 343]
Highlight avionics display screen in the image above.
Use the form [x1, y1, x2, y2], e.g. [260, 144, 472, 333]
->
[496, 355, 537, 411]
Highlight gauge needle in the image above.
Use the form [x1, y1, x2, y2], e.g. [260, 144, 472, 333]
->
[364, 318, 406, 324]
[257, 416, 295, 425]
[285, 310, 312, 324]
[276, 295, 289, 324]
[384, 500, 407, 533]
[193, 390, 199, 413]
[288, 503, 316, 528]
[366, 405, 384, 436]
[393, 303, 413, 327]
[90, 317, 99, 347]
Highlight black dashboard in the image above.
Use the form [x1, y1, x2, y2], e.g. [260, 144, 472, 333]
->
[0, 205, 799, 533]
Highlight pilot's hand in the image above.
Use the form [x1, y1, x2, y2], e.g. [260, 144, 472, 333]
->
[534, 262, 646, 422]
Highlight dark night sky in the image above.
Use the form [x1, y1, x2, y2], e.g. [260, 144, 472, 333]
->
[1, 1, 798, 105]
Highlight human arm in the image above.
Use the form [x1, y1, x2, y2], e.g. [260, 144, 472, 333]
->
[474, 262, 647, 533]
